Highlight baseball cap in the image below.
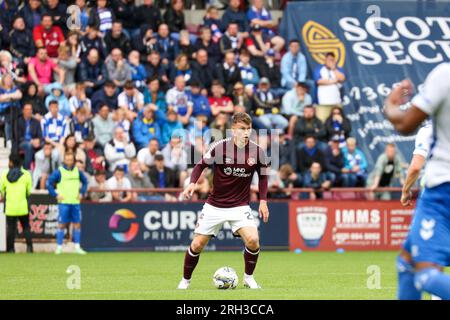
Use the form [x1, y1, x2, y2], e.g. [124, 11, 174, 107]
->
[259, 77, 270, 85]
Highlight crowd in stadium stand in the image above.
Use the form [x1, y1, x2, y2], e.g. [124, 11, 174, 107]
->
[0, 0, 405, 201]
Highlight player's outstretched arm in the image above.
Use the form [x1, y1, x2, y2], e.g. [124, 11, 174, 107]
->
[259, 200, 269, 223]
[182, 183, 196, 200]
[401, 154, 425, 206]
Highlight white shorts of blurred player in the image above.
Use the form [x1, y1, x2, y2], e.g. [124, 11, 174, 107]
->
[194, 203, 257, 237]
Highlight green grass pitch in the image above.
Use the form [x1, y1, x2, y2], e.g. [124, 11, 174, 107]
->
[0, 251, 440, 300]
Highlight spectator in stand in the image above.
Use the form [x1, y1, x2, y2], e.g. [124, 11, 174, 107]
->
[232, 81, 253, 115]
[19, 0, 44, 32]
[283, 82, 312, 137]
[0, 51, 27, 85]
[69, 83, 92, 117]
[252, 77, 288, 130]
[170, 53, 192, 84]
[190, 81, 211, 117]
[296, 135, 326, 175]
[84, 135, 106, 173]
[160, 108, 184, 147]
[88, 0, 115, 36]
[245, 24, 270, 78]
[118, 80, 145, 121]
[104, 126, 136, 173]
[194, 27, 221, 66]
[44, 82, 70, 118]
[155, 23, 178, 64]
[367, 143, 405, 200]
[66, 31, 82, 63]
[238, 48, 260, 90]
[281, 40, 307, 90]
[56, 44, 77, 94]
[128, 157, 161, 201]
[137, 138, 159, 171]
[221, 0, 250, 36]
[272, 130, 296, 170]
[292, 105, 326, 149]
[72, 0, 90, 34]
[187, 114, 210, 145]
[177, 30, 195, 60]
[219, 22, 244, 55]
[58, 133, 87, 166]
[144, 50, 170, 91]
[209, 80, 234, 117]
[324, 106, 352, 147]
[132, 106, 162, 150]
[18, 103, 43, 169]
[68, 107, 94, 144]
[78, 48, 107, 96]
[135, 0, 162, 33]
[268, 164, 300, 199]
[111, 0, 138, 37]
[92, 104, 115, 147]
[203, 6, 222, 43]
[216, 51, 241, 96]
[107, 166, 132, 202]
[80, 25, 108, 60]
[91, 80, 118, 113]
[113, 107, 131, 142]
[88, 169, 112, 202]
[191, 49, 215, 94]
[132, 25, 157, 58]
[314, 52, 346, 122]
[247, 0, 285, 53]
[9, 16, 36, 64]
[22, 82, 47, 120]
[148, 152, 178, 201]
[161, 135, 188, 184]
[43, 0, 67, 33]
[210, 112, 230, 141]
[105, 48, 132, 88]
[128, 50, 147, 90]
[265, 50, 282, 91]
[166, 75, 193, 125]
[0, 73, 22, 145]
[324, 137, 345, 186]
[41, 100, 67, 149]
[303, 162, 332, 200]
[164, 0, 186, 38]
[104, 21, 132, 55]
[32, 13, 64, 58]
[143, 77, 167, 113]
[32, 142, 59, 189]
[341, 137, 368, 187]
[28, 47, 65, 95]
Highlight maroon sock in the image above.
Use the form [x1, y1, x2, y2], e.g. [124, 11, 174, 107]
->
[244, 246, 260, 275]
[183, 247, 200, 280]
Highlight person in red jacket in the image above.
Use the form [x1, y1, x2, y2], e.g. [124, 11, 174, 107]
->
[33, 13, 65, 58]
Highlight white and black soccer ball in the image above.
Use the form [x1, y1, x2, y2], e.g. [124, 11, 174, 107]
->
[213, 267, 238, 289]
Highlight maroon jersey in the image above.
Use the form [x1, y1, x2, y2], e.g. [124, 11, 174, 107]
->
[190, 138, 269, 208]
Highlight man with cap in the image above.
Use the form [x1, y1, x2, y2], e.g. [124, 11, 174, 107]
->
[252, 77, 288, 131]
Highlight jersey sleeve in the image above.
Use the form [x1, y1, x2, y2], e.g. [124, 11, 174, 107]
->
[257, 147, 270, 201]
[413, 125, 433, 158]
[412, 63, 450, 116]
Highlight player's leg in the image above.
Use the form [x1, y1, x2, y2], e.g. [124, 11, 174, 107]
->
[397, 246, 421, 300]
[236, 226, 261, 289]
[70, 205, 86, 255]
[18, 214, 33, 253]
[56, 204, 70, 254]
[6, 216, 18, 253]
[409, 184, 450, 299]
[178, 203, 221, 289]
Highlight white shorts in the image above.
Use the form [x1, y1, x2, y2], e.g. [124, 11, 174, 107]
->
[194, 203, 257, 237]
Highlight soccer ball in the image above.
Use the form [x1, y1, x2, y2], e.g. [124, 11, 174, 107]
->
[213, 267, 238, 289]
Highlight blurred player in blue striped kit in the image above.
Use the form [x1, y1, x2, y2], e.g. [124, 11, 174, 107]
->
[385, 62, 450, 300]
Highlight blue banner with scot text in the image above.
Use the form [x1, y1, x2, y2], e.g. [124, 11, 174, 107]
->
[280, 0, 450, 167]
